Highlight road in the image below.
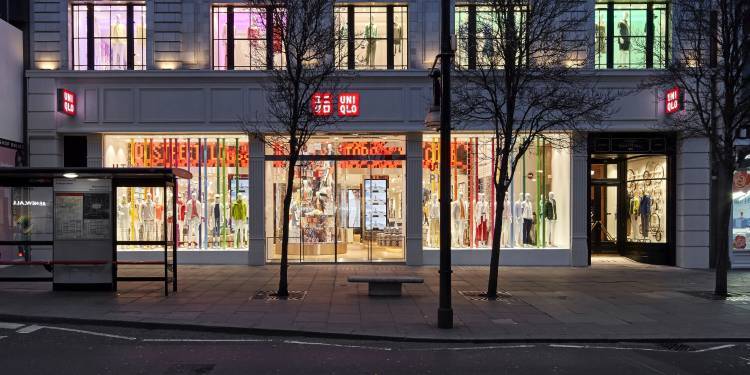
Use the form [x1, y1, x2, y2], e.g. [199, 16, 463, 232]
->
[0, 321, 749, 374]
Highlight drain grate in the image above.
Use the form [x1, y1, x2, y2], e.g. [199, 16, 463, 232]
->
[658, 342, 696, 352]
[251, 290, 307, 301]
[459, 290, 515, 302]
[164, 363, 216, 375]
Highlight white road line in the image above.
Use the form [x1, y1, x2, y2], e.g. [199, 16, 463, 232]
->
[16, 325, 43, 334]
[142, 338, 272, 343]
[40, 326, 137, 340]
[282, 340, 394, 351]
[0, 336, 6, 340]
[693, 344, 736, 353]
[405, 345, 536, 352]
[0, 322, 25, 330]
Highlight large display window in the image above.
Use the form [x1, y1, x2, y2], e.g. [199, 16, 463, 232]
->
[732, 170, 750, 253]
[595, 1, 669, 69]
[455, 5, 525, 69]
[265, 136, 406, 262]
[72, 2, 147, 70]
[104, 135, 249, 251]
[212, 5, 285, 70]
[422, 134, 571, 250]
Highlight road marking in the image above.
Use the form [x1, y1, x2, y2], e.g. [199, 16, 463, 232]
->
[549, 343, 736, 354]
[405, 344, 536, 352]
[142, 338, 272, 343]
[16, 325, 43, 334]
[693, 344, 736, 353]
[282, 340, 393, 351]
[0, 322, 25, 330]
[0, 336, 6, 340]
[40, 326, 137, 340]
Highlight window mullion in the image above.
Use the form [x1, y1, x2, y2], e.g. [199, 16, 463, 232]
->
[127, 4, 135, 70]
[387, 5, 394, 69]
[646, 3, 654, 69]
[87, 4, 94, 70]
[347, 6, 355, 69]
[266, 7, 274, 70]
[468, 5, 477, 69]
[227, 6, 235, 70]
[606, 2, 614, 69]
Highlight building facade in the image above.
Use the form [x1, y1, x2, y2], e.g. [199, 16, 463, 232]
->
[23, 0, 717, 268]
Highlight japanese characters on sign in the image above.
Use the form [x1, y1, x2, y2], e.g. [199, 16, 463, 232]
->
[311, 92, 333, 117]
[57, 88, 76, 116]
[312, 92, 360, 117]
[665, 87, 682, 114]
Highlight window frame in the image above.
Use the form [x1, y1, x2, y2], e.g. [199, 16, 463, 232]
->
[211, 5, 282, 71]
[71, 2, 146, 71]
[455, 4, 528, 69]
[335, 5, 408, 70]
[595, 1, 671, 70]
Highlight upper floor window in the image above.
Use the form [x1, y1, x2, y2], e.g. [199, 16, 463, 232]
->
[71, 3, 146, 70]
[595, 1, 669, 69]
[335, 5, 408, 70]
[455, 5, 526, 69]
[212, 6, 285, 70]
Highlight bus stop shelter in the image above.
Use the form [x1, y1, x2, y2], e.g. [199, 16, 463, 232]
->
[0, 168, 191, 295]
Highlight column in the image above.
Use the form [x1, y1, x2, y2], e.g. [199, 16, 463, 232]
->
[248, 135, 266, 265]
[406, 133, 423, 265]
[570, 137, 589, 266]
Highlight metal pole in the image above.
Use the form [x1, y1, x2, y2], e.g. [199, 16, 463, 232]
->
[437, 0, 453, 329]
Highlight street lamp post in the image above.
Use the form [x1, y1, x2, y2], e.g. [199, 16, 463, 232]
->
[437, 0, 453, 329]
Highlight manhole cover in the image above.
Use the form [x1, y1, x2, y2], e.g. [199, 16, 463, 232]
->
[164, 363, 215, 375]
[252, 290, 307, 301]
[459, 290, 515, 302]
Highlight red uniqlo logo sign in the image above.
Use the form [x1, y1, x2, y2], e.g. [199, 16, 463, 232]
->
[312, 92, 333, 116]
[57, 88, 76, 116]
[665, 87, 682, 114]
[337, 93, 360, 117]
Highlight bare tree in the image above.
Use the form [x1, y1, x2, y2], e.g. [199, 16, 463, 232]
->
[241, 0, 349, 297]
[648, 0, 750, 296]
[452, 0, 615, 299]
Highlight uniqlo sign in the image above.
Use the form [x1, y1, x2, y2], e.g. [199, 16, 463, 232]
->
[311, 92, 333, 116]
[57, 88, 76, 116]
[665, 87, 682, 114]
[337, 93, 360, 117]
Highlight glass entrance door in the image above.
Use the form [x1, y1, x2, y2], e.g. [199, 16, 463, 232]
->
[590, 183, 619, 252]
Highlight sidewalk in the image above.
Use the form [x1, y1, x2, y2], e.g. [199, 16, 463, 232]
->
[1, 257, 749, 342]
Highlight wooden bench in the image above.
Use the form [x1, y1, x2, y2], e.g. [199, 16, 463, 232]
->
[348, 275, 424, 296]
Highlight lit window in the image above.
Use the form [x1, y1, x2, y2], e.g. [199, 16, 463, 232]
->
[455, 5, 526, 69]
[212, 6, 285, 70]
[335, 5, 408, 70]
[595, 2, 670, 69]
[72, 3, 146, 70]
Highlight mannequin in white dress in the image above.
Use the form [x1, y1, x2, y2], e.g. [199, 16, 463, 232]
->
[502, 195, 512, 247]
[514, 193, 525, 247]
[428, 194, 440, 247]
[451, 192, 467, 247]
[522, 193, 533, 245]
[474, 193, 489, 246]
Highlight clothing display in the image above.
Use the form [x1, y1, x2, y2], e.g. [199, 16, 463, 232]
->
[428, 195, 440, 247]
[231, 195, 248, 247]
[364, 22, 378, 67]
[639, 194, 651, 238]
[474, 194, 489, 246]
[522, 194, 533, 245]
[514, 194, 525, 246]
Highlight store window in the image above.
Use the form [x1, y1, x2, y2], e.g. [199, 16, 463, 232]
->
[335, 5, 408, 70]
[212, 6, 285, 70]
[625, 156, 667, 243]
[104, 135, 250, 251]
[422, 134, 570, 250]
[731, 170, 750, 253]
[265, 136, 406, 262]
[72, 2, 146, 70]
[454, 5, 525, 69]
[595, 1, 669, 69]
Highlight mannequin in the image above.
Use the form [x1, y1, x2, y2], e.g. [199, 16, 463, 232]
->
[640, 192, 652, 239]
[451, 192, 468, 247]
[474, 193, 489, 246]
[111, 14, 126, 67]
[231, 193, 248, 248]
[364, 15, 378, 67]
[544, 192, 558, 246]
[129, 194, 139, 241]
[141, 192, 156, 242]
[428, 194, 440, 247]
[514, 193, 524, 246]
[176, 193, 185, 245]
[522, 193, 533, 245]
[289, 195, 301, 241]
[212, 195, 221, 246]
[596, 18, 606, 54]
[186, 192, 203, 248]
[502, 195, 512, 247]
[117, 195, 130, 242]
[393, 21, 403, 53]
[482, 24, 494, 59]
[629, 191, 640, 239]
[617, 12, 630, 68]
[155, 195, 164, 241]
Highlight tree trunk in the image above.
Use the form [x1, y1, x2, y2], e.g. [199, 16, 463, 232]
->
[277, 157, 297, 297]
[714, 164, 732, 297]
[486, 154, 510, 299]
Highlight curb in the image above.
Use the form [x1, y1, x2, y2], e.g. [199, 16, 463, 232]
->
[2, 313, 750, 344]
